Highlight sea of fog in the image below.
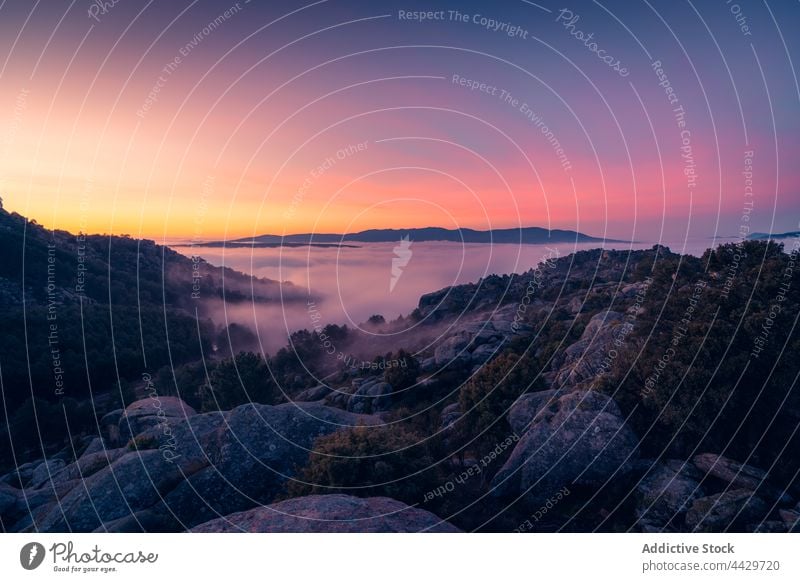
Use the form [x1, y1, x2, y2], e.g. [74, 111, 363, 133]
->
[172, 239, 724, 353]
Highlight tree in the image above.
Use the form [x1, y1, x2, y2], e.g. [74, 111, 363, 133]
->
[215, 323, 257, 358]
[199, 352, 277, 412]
[367, 314, 385, 326]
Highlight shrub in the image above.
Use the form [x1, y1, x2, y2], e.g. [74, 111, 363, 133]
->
[199, 352, 277, 411]
[384, 349, 421, 390]
[457, 352, 545, 456]
[287, 424, 445, 505]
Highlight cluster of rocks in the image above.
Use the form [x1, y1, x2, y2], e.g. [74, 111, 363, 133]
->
[415, 247, 647, 324]
[417, 280, 504, 322]
[1, 436, 125, 532]
[490, 312, 637, 501]
[326, 378, 394, 414]
[481, 309, 797, 532]
[294, 307, 533, 416]
[1, 395, 449, 533]
[422, 305, 537, 373]
[635, 454, 797, 532]
[491, 389, 639, 506]
[430, 320, 505, 370]
[293, 378, 394, 415]
[550, 311, 626, 388]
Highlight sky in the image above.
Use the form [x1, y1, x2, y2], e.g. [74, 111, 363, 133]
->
[0, 0, 798, 242]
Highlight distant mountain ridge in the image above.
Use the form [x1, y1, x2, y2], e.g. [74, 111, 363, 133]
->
[201, 226, 621, 247]
[748, 230, 800, 240]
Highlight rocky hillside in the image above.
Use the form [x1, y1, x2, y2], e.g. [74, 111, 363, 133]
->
[0, 202, 302, 471]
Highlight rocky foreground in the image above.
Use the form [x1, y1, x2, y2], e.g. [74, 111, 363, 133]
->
[2, 244, 799, 532]
[2, 310, 796, 532]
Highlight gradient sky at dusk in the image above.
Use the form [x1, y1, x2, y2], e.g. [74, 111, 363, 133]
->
[0, 0, 798, 242]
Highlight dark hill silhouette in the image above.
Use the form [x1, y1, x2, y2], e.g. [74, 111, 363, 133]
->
[0, 202, 299, 415]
